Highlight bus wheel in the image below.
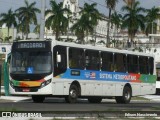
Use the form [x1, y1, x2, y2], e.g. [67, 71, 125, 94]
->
[115, 86, 132, 104]
[65, 85, 78, 103]
[156, 89, 160, 95]
[88, 97, 102, 103]
[32, 95, 45, 103]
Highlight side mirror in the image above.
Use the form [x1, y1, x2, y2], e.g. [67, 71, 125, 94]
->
[57, 54, 61, 63]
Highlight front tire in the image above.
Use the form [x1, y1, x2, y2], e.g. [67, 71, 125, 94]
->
[115, 86, 132, 104]
[65, 85, 78, 103]
[32, 95, 45, 103]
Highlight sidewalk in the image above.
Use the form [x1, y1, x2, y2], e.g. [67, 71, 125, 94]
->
[0, 96, 31, 102]
[142, 95, 160, 101]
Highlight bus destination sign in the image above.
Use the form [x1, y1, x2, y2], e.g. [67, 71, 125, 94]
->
[18, 42, 46, 49]
[12, 41, 51, 51]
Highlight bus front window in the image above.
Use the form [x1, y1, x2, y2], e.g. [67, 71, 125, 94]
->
[10, 51, 52, 74]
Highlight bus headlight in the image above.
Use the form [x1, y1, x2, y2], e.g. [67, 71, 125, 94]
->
[40, 79, 51, 88]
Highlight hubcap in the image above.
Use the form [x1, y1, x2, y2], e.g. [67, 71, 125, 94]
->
[125, 91, 130, 100]
[70, 89, 76, 98]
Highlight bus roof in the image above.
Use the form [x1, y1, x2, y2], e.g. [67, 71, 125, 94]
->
[55, 40, 154, 57]
[13, 39, 155, 57]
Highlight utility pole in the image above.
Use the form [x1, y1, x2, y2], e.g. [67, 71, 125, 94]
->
[106, 12, 111, 47]
[40, 0, 45, 40]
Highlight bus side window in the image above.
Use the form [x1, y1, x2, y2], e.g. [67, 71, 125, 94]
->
[53, 46, 67, 77]
[149, 57, 154, 75]
[139, 56, 149, 74]
[127, 55, 139, 74]
[85, 50, 100, 70]
[101, 52, 113, 72]
[69, 48, 85, 69]
[114, 53, 126, 72]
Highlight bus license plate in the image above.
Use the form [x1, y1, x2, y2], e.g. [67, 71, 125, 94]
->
[22, 88, 30, 92]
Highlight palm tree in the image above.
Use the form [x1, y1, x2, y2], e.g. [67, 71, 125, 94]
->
[71, 19, 86, 44]
[16, 22, 25, 39]
[33, 24, 40, 38]
[111, 12, 122, 35]
[15, 0, 40, 39]
[105, 0, 118, 47]
[0, 9, 17, 37]
[45, 0, 71, 40]
[121, 1, 145, 47]
[111, 12, 122, 47]
[71, 3, 101, 44]
[145, 6, 160, 36]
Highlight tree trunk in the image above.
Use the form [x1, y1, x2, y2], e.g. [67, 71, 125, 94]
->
[55, 30, 59, 40]
[7, 27, 10, 37]
[106, 8, 112, 47]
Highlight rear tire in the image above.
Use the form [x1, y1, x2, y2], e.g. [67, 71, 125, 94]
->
[65, 85, 78, 103]
[32, 95, 45, 103]
[88, 97, 102, 103]
[115, 86, 132, 104]
[156, 89, 160, 95]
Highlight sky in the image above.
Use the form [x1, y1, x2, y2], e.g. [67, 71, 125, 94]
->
[0, 0, 160, 24]
[0, 0, 160, 15]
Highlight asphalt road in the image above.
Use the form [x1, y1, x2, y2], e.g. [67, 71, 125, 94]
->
[1, 97, 160, 118]
[0, 97, 160, 111]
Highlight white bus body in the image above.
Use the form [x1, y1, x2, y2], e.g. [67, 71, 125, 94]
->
[9, 40, 156, 103]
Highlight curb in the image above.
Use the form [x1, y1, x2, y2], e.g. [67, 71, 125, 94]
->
[1, 86, 4, 94]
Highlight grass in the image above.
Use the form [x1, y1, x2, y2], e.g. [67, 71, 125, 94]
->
[0, 108, 18, 111]
[132, 96, 150, 101]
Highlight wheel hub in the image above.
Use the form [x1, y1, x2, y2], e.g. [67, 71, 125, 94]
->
[125, 92, 130, 100]
[70, 90, 76, 98]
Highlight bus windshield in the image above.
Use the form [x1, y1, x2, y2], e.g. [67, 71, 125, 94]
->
[10, 51, 52, 74]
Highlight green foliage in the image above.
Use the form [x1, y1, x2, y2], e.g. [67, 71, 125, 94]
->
[0, 9, 17, 37]
[4, 36, 12, 42]
[45, 0, 71, 40]
[15, 36, 21, 41]
[145, 6, 160, 35]
[111, 12, 122, 30]
[15, 0, 41, 38]
[71, 3, 101, 44]
[121, 1, 146, 42]
[105, 0, 118, 9]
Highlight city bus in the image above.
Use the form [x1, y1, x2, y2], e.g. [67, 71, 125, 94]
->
[8, 39, 156, 104]
[156, 63, 160, 94]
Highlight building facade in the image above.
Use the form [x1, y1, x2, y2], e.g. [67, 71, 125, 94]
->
[45, 0, 115, 45]
[0, 24, 17, 42]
